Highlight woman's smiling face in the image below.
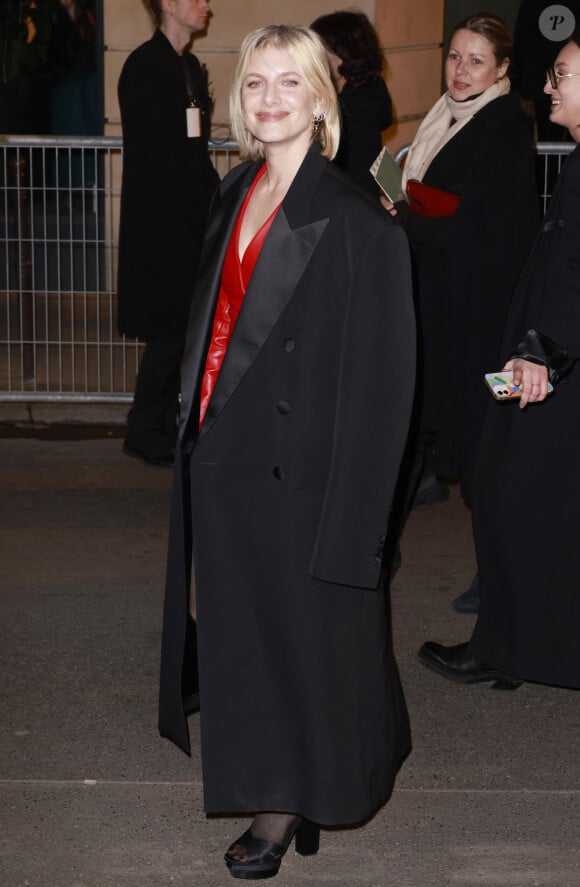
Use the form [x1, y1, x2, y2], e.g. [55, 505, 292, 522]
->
[544, 40, 580, 141]
[445, 29, 508, 101]
[241, 45, 322, 153]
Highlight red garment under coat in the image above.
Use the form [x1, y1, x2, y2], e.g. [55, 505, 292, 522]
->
[199, 165, 278, 426]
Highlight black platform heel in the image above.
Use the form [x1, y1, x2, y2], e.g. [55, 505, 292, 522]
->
[224, 817, 320, 880]
[294, 819, 320, 856]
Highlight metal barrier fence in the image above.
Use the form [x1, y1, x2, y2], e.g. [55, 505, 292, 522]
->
[536, 141, 575, 214]
[0, 135, 240, 404]
[0, 137, 575, 404]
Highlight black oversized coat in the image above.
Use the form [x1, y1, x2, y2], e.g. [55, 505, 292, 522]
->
[470, 144, 580, 689]
[158, 147, 416, 824]
[116, 30, 218, 340]
[405, 93, 538, 501]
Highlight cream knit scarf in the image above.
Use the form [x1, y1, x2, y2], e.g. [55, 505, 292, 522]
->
[402, 77, 511, 187]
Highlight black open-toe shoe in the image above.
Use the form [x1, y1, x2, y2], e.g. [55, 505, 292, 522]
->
[224, 818, 320, 880]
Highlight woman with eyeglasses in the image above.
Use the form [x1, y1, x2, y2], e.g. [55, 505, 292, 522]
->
[383, 12, 539, 612]
[419, 31, 580, 690]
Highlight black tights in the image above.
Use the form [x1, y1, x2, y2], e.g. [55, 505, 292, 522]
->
[251, 813, 298, 842]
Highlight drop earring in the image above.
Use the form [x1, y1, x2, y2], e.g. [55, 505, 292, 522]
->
[312, 112, 325, 134]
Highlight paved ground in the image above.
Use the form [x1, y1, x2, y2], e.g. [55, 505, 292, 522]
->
[1, 433, 579, 887]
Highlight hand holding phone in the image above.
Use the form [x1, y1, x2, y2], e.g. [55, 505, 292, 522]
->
[484, 371, 553, 400]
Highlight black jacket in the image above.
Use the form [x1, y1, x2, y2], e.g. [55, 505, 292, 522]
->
[117, 30, 219, 340]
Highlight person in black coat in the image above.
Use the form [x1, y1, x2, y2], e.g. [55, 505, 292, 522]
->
[117, 0, 219, 466]
[418, 32, 580, 690]
[386, 13, 538, 505]
[158, 25, 416, 881]
[310, 10, 393, 197]
[383, 12, 539, 610]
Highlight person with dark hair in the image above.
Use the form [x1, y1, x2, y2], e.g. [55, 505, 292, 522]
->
[383, 12, 539, 611]
[158, 23, 415, 881]
[117, 0, 219, 467]
[310, 10, 392, 196]
[419, 31, 580, 690]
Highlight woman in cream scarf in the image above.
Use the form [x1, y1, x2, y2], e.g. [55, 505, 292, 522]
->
[384, 13, 538, 613]
[402, 77, 510, 188]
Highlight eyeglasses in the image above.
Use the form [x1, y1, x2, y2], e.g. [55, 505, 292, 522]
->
[546, 68, 580, 89]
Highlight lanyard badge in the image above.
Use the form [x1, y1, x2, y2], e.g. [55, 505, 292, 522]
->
[186, 101, 201, 138]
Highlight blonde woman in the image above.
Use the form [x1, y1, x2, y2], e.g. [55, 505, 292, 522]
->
[158, 25, 415, 880]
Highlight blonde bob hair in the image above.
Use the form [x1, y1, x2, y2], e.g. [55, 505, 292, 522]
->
[229, 25, 340, 161]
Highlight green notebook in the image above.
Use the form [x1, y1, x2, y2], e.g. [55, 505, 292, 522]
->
[370, 147, 407, 203]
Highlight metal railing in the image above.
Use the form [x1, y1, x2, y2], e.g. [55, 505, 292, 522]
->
[0, 135, 240, 404]
[0, 136, 574, 405]
[536, 141, 575, 213]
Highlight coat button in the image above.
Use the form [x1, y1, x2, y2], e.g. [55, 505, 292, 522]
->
[283, 338, 295, 352]
[273, 466, 286, 480]
[276, 401, 291, 415]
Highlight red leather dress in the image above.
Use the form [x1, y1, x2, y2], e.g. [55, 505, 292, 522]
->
[199, 165, 279, 427]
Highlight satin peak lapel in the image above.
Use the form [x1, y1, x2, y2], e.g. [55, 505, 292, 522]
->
[200, 207, 329, 437]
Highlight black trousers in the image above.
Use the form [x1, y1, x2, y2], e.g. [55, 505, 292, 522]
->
[125, 338, 184, 458]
